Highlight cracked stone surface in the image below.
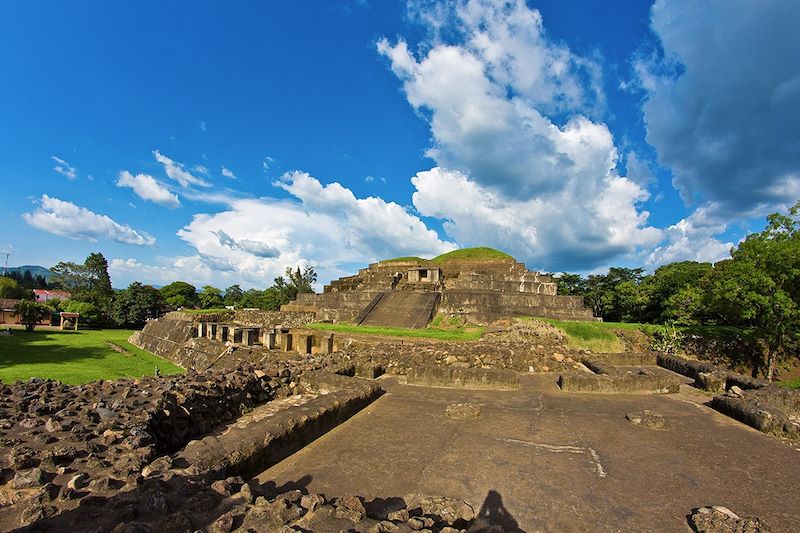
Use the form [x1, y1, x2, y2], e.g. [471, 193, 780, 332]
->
[257, 374, 800, 532]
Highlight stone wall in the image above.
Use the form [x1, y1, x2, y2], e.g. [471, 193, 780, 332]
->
[131, 312, 316, 363]
[128, 318, 196, 360]
[284, 291, 378, 322]
[437, 259, 556, 295]
[176, 372, 382, 479]
[440, 290, 593, 322]
[406, 366, 520, 390]
[711, 388, 800, 438]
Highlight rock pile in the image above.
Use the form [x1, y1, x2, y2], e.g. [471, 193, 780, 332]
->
[205, 489, 478, 533]
[0, 363, 302, 527]
[688, 506, 769, 532]
[14, 462, 485, 532]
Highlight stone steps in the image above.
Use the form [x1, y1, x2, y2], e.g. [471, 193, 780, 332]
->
[360, 291, 440, 329]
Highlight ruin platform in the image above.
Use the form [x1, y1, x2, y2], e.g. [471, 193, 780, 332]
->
[258, 374, 800, 532]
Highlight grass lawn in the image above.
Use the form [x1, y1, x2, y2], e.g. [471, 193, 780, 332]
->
[0, 328, 183, 385]
[780, 378, 800, 389]
[305, 322, 485, 341]
[533, 318, 627, 352]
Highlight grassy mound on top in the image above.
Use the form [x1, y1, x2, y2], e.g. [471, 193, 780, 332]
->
[431, 247, 513, 263]
[380, 256, 429, 263]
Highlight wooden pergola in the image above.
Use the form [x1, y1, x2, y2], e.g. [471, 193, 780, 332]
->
[59, 312, 80, 331]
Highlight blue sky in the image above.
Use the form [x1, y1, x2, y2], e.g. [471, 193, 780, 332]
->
[1, 0, 798, 289]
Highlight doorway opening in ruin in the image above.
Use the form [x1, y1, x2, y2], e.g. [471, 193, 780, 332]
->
[305, 335, 313, 354]
[221, 326, 229, 342]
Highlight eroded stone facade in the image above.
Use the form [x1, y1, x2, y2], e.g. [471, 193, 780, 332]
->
[282, 257, 594, 326]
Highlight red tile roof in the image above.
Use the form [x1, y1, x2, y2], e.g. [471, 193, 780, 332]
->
[33, 289, 71, 302]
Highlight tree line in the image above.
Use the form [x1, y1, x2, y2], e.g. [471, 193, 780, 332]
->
[2, 252, 317, 331]
[552, 201, 800, 380]
[157, 266, 317, 313]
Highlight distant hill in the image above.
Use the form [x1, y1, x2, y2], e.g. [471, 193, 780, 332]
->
[3, 265, 54, 279]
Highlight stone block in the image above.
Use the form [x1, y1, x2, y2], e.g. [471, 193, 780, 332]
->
[405, 366, 520, 390]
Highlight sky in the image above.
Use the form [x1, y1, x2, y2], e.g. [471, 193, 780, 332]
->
[1, 0, 798, 290]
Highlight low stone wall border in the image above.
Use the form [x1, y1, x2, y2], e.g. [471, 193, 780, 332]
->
[175, 372, 383, 479]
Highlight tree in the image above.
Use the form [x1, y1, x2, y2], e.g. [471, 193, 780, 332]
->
[110, 282, 165, 327]
[160, 281, 198, 309]
[64, 301, 102, 326]
[705, 201, 800, 380]
[231, 267, 318, 311]
[50, 261, 88, 294]
[3, 269, 47, 289]
[84, 253, 114, 304]
[50, 252, 114, 312]
[238, 287, 284, 310]
[580, 268, 645, 321]
[0, 277, 33, 300]
[642, 261, 712, 323]
[198, 285, 224, 309]
[286, 266, 317, 296]
[553, 273, 584, 296]
[271, 266, 318, 307]
[613, 280, 649, 323]
[662, 285, 705, 325]
[14, 300, 51, 332]
[223, 284, 244, 307]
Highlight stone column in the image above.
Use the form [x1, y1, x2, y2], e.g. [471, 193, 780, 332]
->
[279, 330, 292, 352]
[321, 334, 333, 354]
[296, 334, 309, 354]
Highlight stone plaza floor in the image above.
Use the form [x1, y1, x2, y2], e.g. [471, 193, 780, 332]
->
[258, 374, 800, 532]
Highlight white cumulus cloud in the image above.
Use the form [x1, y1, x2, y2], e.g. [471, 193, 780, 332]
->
[116, 171, 180, 208]
[51, 156, 77, 180]
[379, 0, 660, 270]
[123, 171, 458, 287]
[646, 204, 734, 267]
[153, 150, 211, 188]
[221, 166, 237, 179]
[22, 195, 155, 246]
[637, 0, 800, 215]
